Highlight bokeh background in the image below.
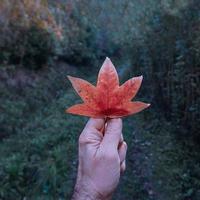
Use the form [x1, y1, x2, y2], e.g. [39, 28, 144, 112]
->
[0, 0, 199, 199]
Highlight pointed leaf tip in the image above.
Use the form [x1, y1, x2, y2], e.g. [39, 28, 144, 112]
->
[97, 57, 119, 88]
[67, 75, 72, 81]
[66, 75, 96, 103]
[102, 57, 115, 70]
[119, 75, 144, 101]
[67, 103, 101, 118]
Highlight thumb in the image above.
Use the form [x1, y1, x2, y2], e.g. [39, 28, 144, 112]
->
[79, 118, 105, 146]
[101, 118, 122, 149]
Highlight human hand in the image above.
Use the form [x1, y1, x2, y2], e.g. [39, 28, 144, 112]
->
[72, 118, 127, 200]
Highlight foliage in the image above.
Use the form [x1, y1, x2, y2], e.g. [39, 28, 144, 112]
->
[0, 62, 77, 138]
[0, 0, 57, 69]
[0, 25, 55, 69]
[58, 14, 98, 65]
[129, 0, 200, 142]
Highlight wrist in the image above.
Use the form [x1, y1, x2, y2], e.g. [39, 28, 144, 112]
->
[72, 180, 112, 200]
[72, 182, 101, 200]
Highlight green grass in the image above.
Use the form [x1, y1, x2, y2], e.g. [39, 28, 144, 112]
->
[0, 87, 83, 199]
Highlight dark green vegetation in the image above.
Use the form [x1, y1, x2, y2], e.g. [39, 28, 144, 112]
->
[0, 0, 200, 199]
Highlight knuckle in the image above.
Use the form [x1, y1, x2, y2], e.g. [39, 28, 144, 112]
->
[110, 118, 122, 124]
[121, 166, 126, 173]
[121, 162, 126, 173]
[79, 135, 89, 145]
[123, 141, 128, 151]
[123, 141, 127, 147]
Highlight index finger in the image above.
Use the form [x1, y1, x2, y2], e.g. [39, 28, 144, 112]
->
[101, 118, 122, 149]
[79, 118, 105, 146]
[84, 118, 105, 131]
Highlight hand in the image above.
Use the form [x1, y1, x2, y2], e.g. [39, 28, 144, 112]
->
[72, 118, 127, 200]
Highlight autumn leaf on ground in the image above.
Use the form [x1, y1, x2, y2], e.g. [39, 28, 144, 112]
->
[66, 57, 150, 118]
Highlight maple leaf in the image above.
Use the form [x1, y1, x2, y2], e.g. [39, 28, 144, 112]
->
[66, 57, 150, 118]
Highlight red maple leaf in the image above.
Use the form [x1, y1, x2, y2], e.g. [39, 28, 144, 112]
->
[66, 57, 150, 118]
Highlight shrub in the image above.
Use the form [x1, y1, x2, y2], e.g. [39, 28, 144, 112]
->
[0, 0, 57, 69]
[0, 25, 55, 69]
[56, 13, 98, 65]
[130, 1, 200, 141]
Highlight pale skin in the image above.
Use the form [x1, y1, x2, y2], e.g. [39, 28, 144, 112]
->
[72, 118, 127, 200]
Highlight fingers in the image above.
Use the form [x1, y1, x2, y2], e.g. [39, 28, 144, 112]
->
[118, 133, 124, 148]
[119, 142, 127, 173]
[85, 118, 105, 131]
[79, 118, 105, 146]
[118, 141, 127, 163]
[101, 118, 122, 149]
[120, 160, 126, 173]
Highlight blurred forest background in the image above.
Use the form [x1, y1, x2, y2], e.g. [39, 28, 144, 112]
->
[0, 0, 199, 199]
